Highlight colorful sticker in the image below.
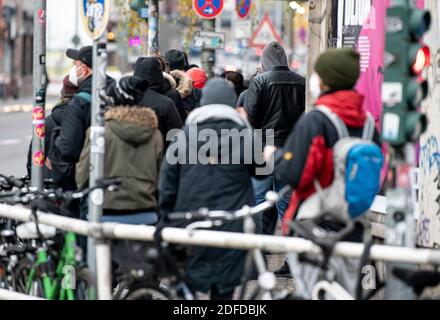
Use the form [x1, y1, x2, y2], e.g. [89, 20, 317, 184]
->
[35, 123, 45, 138]
[33, 150, 45, 167]
[32, 107, 45, 121]
[38, 9, 46, 24]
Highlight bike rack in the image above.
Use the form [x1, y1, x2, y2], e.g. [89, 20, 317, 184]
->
[0, 203, 439, 300]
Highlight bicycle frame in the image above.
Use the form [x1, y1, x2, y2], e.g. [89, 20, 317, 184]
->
[25, 232, 78, 300]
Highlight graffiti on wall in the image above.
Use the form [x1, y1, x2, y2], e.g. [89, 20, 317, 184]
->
[418, 1, 440, 247]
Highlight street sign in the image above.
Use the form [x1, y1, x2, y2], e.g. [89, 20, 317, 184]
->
[236, 0, 252, 19]
[193, 31, 225, 49]
[193, 0, 224, 19]
[249, 13, 283, 49]
[235, 20, 252, 39]
[138, 6, 149, 19]
[80, 0, 110, 40]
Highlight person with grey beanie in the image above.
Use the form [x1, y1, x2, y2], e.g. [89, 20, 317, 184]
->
[159, 78, 265, 300]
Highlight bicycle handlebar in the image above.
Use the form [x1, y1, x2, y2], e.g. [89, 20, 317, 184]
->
[0, 178, 122, 204]
[167, 187, 290, 223]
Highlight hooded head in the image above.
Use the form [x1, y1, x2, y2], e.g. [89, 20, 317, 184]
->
[314, 48, 360, 91]
[261, 41, 289, 72]
[133, 57, 164, 92]
[105, 106, 158, 146]
[200, 78, 237, 107]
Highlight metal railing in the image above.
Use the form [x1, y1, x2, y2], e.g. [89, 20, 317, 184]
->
[0, 203, 440, 300]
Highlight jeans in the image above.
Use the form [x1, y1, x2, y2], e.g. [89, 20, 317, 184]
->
[252, 175, 291, 235]
[101, 212, 158, 225]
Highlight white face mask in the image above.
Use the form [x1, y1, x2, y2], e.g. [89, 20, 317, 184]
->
[68, 65, 80, 87]
[309, 73, 322, 102]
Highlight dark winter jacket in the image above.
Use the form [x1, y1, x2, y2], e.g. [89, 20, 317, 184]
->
[244, 43, 306, 147]
[76, 107, 163, 213]
[274, 90, 381, 235]
[52, 75, 114, 190]
[162, 72, 187, 122]
[53, 76, 114, 161]
[236, 89, 247, 108]
[134, 58, 183, 143]
[26, 97, 72, 176]
[159, 104, 264, 294]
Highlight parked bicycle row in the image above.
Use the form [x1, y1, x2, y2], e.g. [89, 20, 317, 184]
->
[1, 174, 440, 300]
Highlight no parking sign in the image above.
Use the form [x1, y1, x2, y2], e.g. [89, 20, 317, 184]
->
[236, 0, 251, 18]
[193, 0, 224, 19]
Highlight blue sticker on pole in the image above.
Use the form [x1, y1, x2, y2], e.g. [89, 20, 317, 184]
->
[236, 0, 251, 19]
[80, 0, 110, 40]
[193, 0, 224, 19]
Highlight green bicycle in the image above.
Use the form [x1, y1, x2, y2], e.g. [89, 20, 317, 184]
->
[14, 213, 96, 300]
[0, 178, 120, 300]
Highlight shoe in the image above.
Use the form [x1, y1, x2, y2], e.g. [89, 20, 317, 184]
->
[274, 261, 291, 278]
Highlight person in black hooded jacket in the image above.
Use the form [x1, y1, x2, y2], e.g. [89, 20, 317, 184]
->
[154, 55, 187, 122]
[243, 41, 306, 236]
[134, 57, 183, 145]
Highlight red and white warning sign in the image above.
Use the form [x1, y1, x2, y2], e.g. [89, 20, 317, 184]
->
[249, 13, 284, 49]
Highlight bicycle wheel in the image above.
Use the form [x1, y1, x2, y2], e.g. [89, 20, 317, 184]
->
[123, 281, 171, 300]
[74, 268, 97, 300]
[0, 261, 14, 290]
[13, 258, 33, 294]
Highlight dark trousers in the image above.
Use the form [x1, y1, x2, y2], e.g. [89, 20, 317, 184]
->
[210, 286, 234, 300]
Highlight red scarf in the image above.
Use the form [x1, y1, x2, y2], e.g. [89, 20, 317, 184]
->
[315, 90, 366, 127]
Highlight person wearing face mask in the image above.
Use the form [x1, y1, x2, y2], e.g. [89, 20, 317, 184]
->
[243, 41, 306, 237]
[52, 46, 114, 192]
[265, 48, 381, 278]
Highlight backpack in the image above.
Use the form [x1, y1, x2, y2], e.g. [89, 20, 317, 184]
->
[296, 105, 384, 222]
[49, 92, 92, 189]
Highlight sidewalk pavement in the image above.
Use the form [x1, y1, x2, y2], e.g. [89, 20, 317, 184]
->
[0, 95, 58, 113]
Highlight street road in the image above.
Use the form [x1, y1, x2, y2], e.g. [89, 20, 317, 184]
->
[0, 111, 33, 177]
[0, 96, 57, 177]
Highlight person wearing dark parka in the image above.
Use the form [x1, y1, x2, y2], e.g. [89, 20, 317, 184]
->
[159, 78, 265, 300]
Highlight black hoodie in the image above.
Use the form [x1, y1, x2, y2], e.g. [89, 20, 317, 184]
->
[134, 57, 183, 144]
[244, 42, 306, 147]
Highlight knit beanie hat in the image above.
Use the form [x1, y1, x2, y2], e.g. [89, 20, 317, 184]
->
[200, 78, 237, 107]
[187, 67, 208, 89]
[314, 48, 360, 90]
[164, 49, 186, 71]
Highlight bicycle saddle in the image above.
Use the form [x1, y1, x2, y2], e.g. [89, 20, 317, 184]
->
[16, 222, 57, 240]
[393, 267, 440, 295]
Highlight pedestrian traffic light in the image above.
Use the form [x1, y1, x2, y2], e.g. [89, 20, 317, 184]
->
[382, 3, 431, 148]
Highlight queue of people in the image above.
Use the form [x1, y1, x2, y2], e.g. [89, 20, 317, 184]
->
[27, 41, 379, 299]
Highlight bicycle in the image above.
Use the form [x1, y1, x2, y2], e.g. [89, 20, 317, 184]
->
[284, 214, 440, 300]
[158, 187, 292, 300]
[0, 178, 120, 300]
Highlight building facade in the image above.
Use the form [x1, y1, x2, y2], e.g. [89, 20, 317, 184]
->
[0, 0, 34, 99]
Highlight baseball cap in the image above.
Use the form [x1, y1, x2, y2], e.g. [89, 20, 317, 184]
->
[66, 46, 93, 68]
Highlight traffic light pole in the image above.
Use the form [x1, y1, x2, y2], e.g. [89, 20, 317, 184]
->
[382, 0, 430, 300]
[147, 0, 159, 56]
[201, 18, 216, 79]
[31, 0, 47, 190]
[87, 33, 108, 281]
